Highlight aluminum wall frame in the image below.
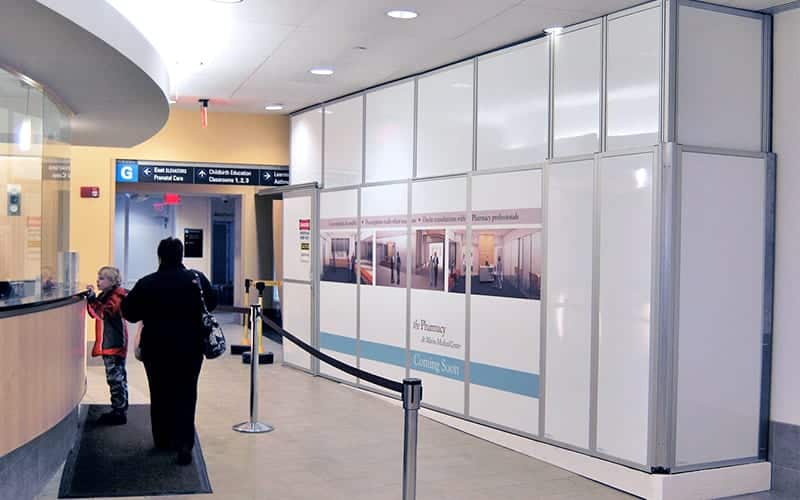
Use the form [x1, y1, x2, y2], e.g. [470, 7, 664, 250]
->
[284, 0, 774, 479]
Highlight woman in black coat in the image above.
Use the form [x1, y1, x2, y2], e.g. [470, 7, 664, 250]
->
[121, 237, 217, 465]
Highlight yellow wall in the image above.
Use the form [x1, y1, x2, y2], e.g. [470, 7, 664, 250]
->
[70, 108, 289, 306]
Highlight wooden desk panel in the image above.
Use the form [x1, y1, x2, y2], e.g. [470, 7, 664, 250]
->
[0, 300, 85, 456]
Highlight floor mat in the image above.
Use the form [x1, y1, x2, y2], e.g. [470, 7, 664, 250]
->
[58, 404, 212, 498]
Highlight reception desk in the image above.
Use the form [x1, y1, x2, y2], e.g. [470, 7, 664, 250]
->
[0, 295, 86, 499]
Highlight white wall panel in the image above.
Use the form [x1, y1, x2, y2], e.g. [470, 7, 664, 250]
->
[282, 195, 312, 282]
[320, 189, 357, 219]
[323, 97, 363, 188]
[477, 40, 548, 170]
[417, 63, 474, 178]
[320, 190, 358, 383]
[544, 159, 594, 449]
[606, 6, 660, 150]
[283, 281, 312, 369]
[596, 152, 654, 465]
[360, 286, 407, 392]
[360, 183, 409, 391]
[410, 290, 465, 413]
[365, 82, 414, 183]
[553, 24, 602, 158]
[412, 177, 467, 214]
[290, 109, 322, 185]
[320, 281, 357, 383]
[771, 7, 800, 426]
[675, 152, 764, 466]
[470, 386, 539, 436]
[677, 5, 762, 151]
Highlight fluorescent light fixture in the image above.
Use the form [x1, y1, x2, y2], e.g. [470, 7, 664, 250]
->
[264, 104, 284, 111]
[310, 67, 334, 76]
[387, 9, 418, 19]
[544, 26, 563, 35]
[210, 0, 243, 3]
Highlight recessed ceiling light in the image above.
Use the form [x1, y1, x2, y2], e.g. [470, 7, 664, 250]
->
[387, 9, 418, 19]
[264, 104, 284, 111]
[544, 26, 563, 35]
[310, 67, 334, 76]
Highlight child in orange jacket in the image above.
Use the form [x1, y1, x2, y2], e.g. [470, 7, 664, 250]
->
[86, 266, 129, 425]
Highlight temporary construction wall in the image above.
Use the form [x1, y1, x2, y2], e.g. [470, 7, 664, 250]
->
[280, 0, 774, 495]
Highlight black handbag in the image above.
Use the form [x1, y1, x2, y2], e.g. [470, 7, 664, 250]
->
[193, 271, 226, 359]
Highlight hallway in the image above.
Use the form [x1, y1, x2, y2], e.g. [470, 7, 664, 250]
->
[36, 317, 636, 499]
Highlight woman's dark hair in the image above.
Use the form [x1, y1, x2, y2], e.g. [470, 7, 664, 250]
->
[157, 237, 184, 267]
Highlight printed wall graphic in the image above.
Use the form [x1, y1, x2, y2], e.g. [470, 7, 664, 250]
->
[469, 169, 543, 434]
[447, 230, 467, 294]
[359, 232, 374, 285]
[412, 229, 444, 290]
[320, 191, 358, 284]
[470, 227, 542, 299]
[375, 230, 407, 287]
[359, 183, 410, 391]
[409, 177, 467, 413]
[321, 230, 357, 283]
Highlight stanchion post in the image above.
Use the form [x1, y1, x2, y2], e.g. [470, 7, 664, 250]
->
[232, 303, 274, 434]
[255, 282, 266, 354]
[242, 279, 251, 328]
[402, 378, 422, 500]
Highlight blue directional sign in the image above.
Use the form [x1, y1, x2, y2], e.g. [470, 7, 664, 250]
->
[116, 160, 139, 183]
[114, 160, 289, 186]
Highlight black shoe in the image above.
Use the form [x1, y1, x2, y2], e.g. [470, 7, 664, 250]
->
[153, 441, 175, 451]
[176, 448, 192, 466]
[96, 411, 127, 426]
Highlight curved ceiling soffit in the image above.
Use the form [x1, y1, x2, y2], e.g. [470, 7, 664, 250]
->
[0, 0, 170, 147]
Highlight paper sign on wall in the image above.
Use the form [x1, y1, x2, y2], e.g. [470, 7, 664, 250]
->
[299, 219, 311, 262]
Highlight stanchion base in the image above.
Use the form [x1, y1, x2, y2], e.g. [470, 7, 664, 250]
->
[242, 352, 274, 364]
[232, 421, 274, 434]
[230, 344, 251, 355]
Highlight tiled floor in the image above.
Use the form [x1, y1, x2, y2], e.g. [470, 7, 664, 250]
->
[39, 314, 769, 500]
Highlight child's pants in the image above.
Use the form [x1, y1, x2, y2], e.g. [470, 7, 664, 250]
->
[102, 355, 128, 413]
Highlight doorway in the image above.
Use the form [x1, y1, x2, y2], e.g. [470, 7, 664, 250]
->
[114, 192, 240, 302]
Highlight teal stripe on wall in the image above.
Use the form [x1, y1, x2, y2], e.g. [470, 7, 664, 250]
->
[470, 362, 539, 398]
[319, 332, 538, 397]
[320, 332, 356, 355]
[360, 339, 406, 368]
[410, 351, 465, 381]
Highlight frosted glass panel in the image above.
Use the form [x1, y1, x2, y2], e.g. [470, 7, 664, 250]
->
[543, 159, 594, 449]
[677, 6, 762, 151]
[607, 7, 661, 150]
[323, 97, 363, 188]
[477, 40, 548, 170]
[290, 109, 322, 185]
[596, 152, 653, 465]
[417, 63, 474, 178]
[675, 153, 764, 466]
[553, 25, 602, 157]
[365, 82, 414, 183]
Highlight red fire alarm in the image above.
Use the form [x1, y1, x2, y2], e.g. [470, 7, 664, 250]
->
[80, 186, 100, 198]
